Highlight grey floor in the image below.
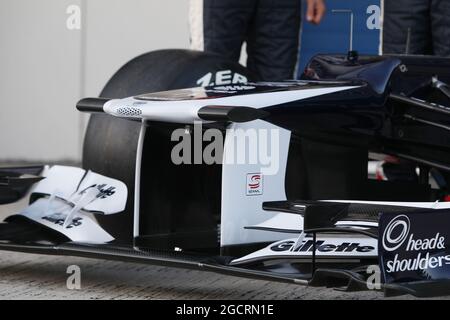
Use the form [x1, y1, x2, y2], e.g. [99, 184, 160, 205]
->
[0, 251, 388, 300]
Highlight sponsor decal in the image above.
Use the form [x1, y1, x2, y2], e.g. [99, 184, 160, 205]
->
[382, 215, 410, 252]
[196, 70, 248, 87]
[230, 237, 377, 265]
[379, 210, 450, 283]
[42, 213, 83, 229]
[211, 85, 256, 93]
[79, 183, 116, 199]
[246, 173, 263, 196]
[270, 240, 375, 253]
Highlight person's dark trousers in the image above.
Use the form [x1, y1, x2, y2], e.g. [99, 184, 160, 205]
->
[383, 0, 450, 56]
[202, 0, 301, 81]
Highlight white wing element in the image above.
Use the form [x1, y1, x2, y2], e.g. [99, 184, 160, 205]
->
[20, 198, 115, 243]
[32, 166, 86, 200]
[18, 165, 128, 244]
[30, 165, 127, 215]
[76, 171, 128, 214]
[230, 236, 378, 265]
[103, 86, 358, 123]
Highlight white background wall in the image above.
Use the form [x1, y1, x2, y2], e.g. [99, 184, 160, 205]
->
[0, 0, 190, 162]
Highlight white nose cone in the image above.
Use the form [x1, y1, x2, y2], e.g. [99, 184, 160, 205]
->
[104, 99, 143, 119]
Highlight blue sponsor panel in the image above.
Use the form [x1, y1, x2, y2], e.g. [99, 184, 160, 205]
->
[379, 210, 450, 284]
[297, 0, 381, 77]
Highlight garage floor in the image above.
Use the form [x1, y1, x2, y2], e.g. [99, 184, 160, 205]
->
[0, 250, 391, 300]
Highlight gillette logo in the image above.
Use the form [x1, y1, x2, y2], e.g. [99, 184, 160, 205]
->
[383, 214, 449, 273]
[270, 240, 375, 253]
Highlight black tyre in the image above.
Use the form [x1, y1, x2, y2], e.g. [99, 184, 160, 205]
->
[82, 49, 252, 243]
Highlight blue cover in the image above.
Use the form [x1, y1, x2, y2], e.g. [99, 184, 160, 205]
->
[297, 0, 381, 77]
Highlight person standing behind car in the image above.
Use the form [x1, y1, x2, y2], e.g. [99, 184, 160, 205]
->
[383, 0, 450, 56]
[189, 0, 326, 81]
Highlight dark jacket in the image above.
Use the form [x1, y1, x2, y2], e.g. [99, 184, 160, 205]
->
[383, 0, 450, 56]
[201, 0, 301, 81]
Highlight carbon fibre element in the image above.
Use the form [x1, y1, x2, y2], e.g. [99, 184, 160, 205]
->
[0, 240, 446, 296]
[263, 200, 425, 223]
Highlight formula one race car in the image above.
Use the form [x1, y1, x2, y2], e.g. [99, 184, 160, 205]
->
[2, 49, 450, 297]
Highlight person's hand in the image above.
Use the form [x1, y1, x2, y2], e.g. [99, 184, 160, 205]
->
[306, 0, 326, 24]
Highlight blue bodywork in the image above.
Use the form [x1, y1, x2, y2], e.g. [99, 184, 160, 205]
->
[297, 0, 381, 77]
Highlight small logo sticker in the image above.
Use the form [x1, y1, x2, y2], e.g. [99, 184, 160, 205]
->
[246, 173, 263, 196]
[382, 214, 410, 252]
